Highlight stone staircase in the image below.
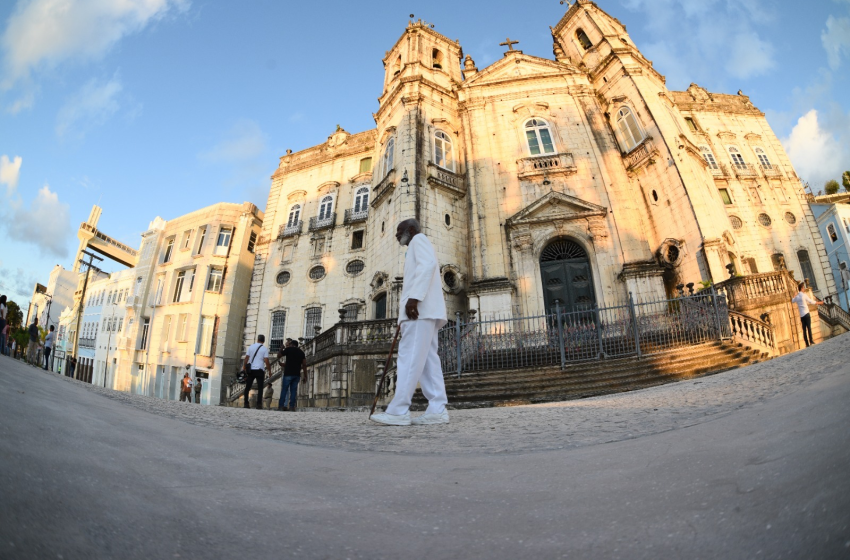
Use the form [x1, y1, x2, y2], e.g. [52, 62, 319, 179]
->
[413, 340, 769, 410]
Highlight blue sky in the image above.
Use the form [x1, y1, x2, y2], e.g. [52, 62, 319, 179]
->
[1, 0, 849, 311]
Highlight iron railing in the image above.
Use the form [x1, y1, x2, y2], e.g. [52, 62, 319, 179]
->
[278, 221, 302, 238]
[344, 208, 368, 224]
[438, 290, 731, 376]
[309, 214, 336, 232]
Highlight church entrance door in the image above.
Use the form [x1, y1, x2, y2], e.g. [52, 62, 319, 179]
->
[540, 239, 596, 314]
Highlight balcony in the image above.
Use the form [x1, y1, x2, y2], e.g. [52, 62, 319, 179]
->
[427, 163, 466, 198]
[732, 163, 758, 178]
[371, 169, 395, 209]
[344, 208, 369, 225]
[517, 152, 576, 180]
[709, 163, 730, 178]
[623, 139, 656, 172]
[760, 164, 783, 178]
[79, 337, 95, 349]
[309, 213, 336, 232]
[278, 221, 302, 239]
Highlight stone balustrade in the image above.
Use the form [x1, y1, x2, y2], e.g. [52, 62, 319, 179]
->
[728, 311, 776, 355]
[517, 152, 576, 179]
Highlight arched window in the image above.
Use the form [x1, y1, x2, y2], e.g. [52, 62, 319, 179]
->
[353, 187, 369, 214]
[728, 146, 746, 169]
[754, 147, 772, 168]
[374, 292, 387, 319]
[524, 118, 556, 156]
[432, 49, 444, 70]
[287, 204, 301, 228]
[827, 224, 838, 243]
[318, 196, 334, 220]
[434, 130, 454, 171]
[576, 29, 593, 50]
[615, 107, 645, 153]
[393, 56, 402, 77]
[381, 137, 395, 177]
[700, 146, 719, 169]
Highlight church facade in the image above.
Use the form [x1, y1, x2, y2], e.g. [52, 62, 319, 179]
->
[245, 0, 834, 350]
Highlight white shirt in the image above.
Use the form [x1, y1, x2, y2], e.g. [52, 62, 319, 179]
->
[791, 292, 816, 318]
[44, 332, 55, 349]
[0, 303, 6, 320]
[398, 234, 447, 327]
[245, 343, 270, 370]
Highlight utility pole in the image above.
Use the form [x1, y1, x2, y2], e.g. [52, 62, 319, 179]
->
[73, 250, 103, 362]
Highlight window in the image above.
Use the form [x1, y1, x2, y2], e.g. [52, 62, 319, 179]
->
[173, 271, 186, 303]
[351, 230, 364, 250]
[196, 316, 214, 356]
[177, 314, 188, 341]
[828, 223, 838, 243]
[287, 204, 302, 228]
[162, 315, 172, 346]
[754, 147, 772, 168]
[163, 237, 175, 263]
[207, 267, 224, 292]
[140, 318, 150, 350]
[309, 265, 326, 280]
[281, 244, 294, 262]
[353, 187, 369, 214]
[313, 237, 325, 256]
[719, 188, 733, 205]
[346, 260, 365, 276]
[374, 293, 387, 320]
[359, 157, 372, 174]
[247, 231, 257, 254]
[195, 226, 207, 255]
[304, 307, 322, 338]
[118, 317, 123, 332]
[443, 270, 457, 288]
[393, 56, 401, 76]
[434, 130, 454, 171]
[744, 258, 758, 274]
[173, 269, 195, 303]
[269, 311, 286, 353]
[615, 107, 645, 153]
[106, 291, 113, 305]
[700, 146, 719, 169]
[797, 250, 818, 290]
[774, 185, 788, 204]
[432, 48, 444, 70]
[215, 227, 232, 256]
[729, 216, 743, 230]
[771, 253, 786, 271]
[758, 213, 772, 227]
[276, 271, 291, 286]
[181, 230, 192, 250]
[785, 212, 797, 225]
[343, 304, 359, 321]
[524, 118, 555, 156]
[318, 196, 334, 220]
[685, 117, 698, 133]
[728, 146, 746, 169]
[381, 137, 395, 177]
[576, 28, 593, 50]
[844, 218, 850, 234]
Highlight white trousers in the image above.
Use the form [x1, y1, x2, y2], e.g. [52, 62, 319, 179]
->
[385, 319, 448, 415]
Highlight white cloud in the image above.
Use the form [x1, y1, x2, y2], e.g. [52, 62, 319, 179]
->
[822, 15, 850, 70]
[56, 75, 123, 138]
[0, 266, 39, 301]
[199, 120, 267, 163]
[782, 109, 848, 189]
[0, 154, 22, 195]
[4, 184, 73, 257]
[0, 0, 189, 89]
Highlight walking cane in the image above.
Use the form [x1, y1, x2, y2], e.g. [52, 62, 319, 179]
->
[369, 324, 401, 417]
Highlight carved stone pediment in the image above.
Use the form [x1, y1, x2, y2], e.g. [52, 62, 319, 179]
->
[505, 191, 607, 229]
[462, 52, 579, 89]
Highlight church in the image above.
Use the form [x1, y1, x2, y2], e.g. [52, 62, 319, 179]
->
[244, 0, 834, 355]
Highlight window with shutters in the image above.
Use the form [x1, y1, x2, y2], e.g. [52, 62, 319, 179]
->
[196, 316, 214, 356]
[615, 107, 645, 153]
[247, 231, 257, 253]
[754, 147, 772, 168]
[318, 196, 334, 220]
[797, 250, 818, 290]
[700, 146, 719, 169]
[214, 227, 232, 256]
[353, 187, 369, 214]
[195, 226, 207, 255]
[359, 157, 372, 174]
[728, 146, 746, 169]
[287, 204, 301, 228]
[434, 130, 455, 171]
[381, 137, 395, 177]
[163, 237, 175, 263]
[207, 267, 224, 292]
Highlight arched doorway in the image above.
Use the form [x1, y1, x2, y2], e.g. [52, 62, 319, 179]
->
[540, 239, 596, 313]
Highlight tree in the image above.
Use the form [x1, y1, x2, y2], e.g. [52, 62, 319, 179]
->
[6, 300, 23, 329]
[825, 179, 840, 195]
[843, 171, 850, 193]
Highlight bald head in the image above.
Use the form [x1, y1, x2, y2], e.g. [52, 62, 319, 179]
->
[395, 219, 421, 246]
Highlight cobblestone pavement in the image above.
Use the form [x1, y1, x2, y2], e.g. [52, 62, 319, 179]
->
[59, 335, 849, 455]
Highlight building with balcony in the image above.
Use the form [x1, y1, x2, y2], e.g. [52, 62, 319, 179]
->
[811, 194, 850, 311]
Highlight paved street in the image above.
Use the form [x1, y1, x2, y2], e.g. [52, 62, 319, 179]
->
[1, 336, 849, 559]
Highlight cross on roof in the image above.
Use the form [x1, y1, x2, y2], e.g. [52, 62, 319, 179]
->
[500, 37, 520, 51]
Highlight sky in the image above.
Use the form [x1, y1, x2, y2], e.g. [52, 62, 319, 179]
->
[1, 0, 849, 312]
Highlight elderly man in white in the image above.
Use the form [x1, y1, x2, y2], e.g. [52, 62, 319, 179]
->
[370, 218, 449, 426]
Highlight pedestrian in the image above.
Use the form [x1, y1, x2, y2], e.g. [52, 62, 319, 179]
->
[68, 355, 76, 378]
[194, 377, 203, 404]
[43, 325, 55, 371]
[277, 339, 307, 412]
[370, 219, 449, 426]
[26, 318, 39, 366]
[179, 372, 193, 402]
[242, 335, 270, 410]
[791, 282, 824, 347]
[263, 381, 274, 410]
[0, 323, 8, 356]
[0, 294, 7, 356]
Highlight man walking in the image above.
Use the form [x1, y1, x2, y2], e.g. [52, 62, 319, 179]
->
[43, 325, 55, 371]
[179, 372, 192, 402]
[371, 219, 449, 426]
[242, 335, 270, 410]
[26, 318, 39, 366]
[194, 377, 203, 404]
[277, 339, 307, 411]
[791, 282, 823, 347]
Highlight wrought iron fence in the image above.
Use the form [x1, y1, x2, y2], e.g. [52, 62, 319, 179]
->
[438, 290, 730, 376]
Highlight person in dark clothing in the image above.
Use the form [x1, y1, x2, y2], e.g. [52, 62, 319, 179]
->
[277, 339, 307, 411]
[242, 335, 270, 410]
[26, 318, 39, 366]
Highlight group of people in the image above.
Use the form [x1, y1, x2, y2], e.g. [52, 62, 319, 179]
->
[242, 335, 307, 411]
[178, 373, 204, 403]
[0, 296, 56, 370]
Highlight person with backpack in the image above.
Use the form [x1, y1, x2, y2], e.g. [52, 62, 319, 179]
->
[277, 339, 307, 411]
[242, 335, 270, 410]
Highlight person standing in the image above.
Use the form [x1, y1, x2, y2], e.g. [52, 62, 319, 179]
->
[43, 325, 55, 371]
[791, 282, 824, 347]
[179, 373, 192, 402]
[194, 377, 203, 404]
[242, 335, 270, 410]
[277, 339, 307, 412]
[67, 355, 76, 378]
[263, 381, 274, 410]
[0, 295, 7, 356]
[371, 219, 449, 426]
[26, 318, 39, 366]
[0, 323, 8, 356]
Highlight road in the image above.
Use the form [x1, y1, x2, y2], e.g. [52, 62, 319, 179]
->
[0, 336, 849, 559]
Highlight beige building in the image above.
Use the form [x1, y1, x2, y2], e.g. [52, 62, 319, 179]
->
[244, 1, 832, 351]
